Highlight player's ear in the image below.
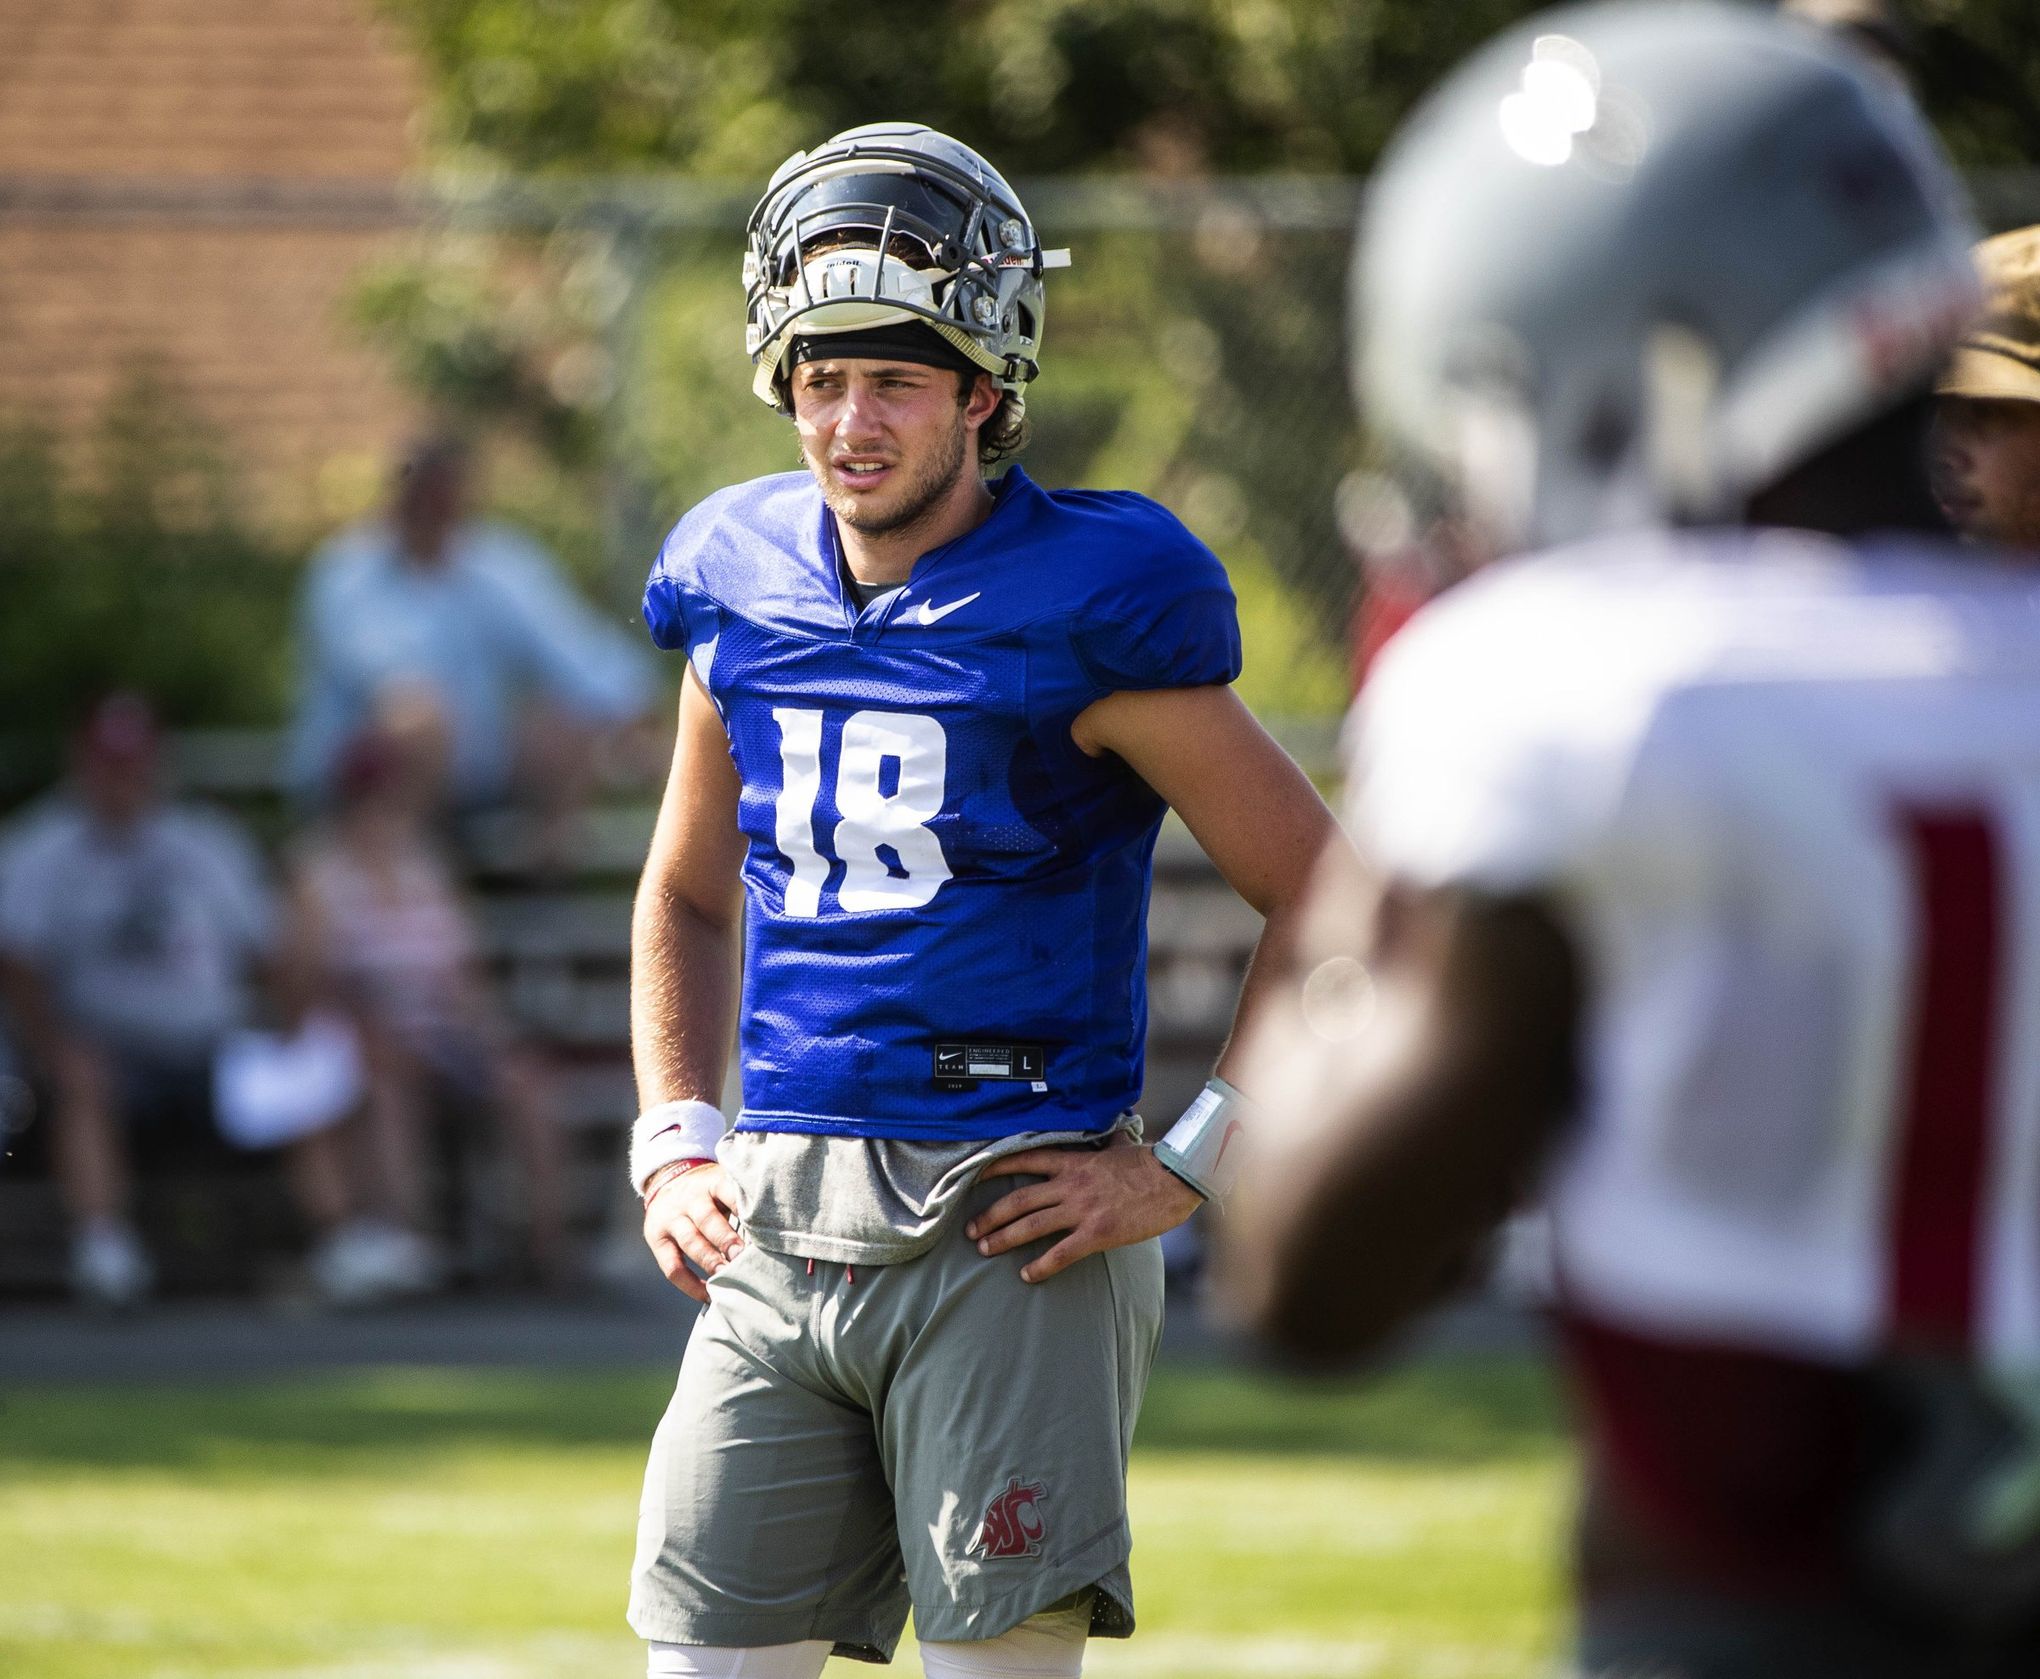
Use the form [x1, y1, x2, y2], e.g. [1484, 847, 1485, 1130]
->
[960, 371, 1003, 432]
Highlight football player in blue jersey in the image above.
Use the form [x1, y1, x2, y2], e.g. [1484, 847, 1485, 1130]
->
[622, 124, 1342, 1679]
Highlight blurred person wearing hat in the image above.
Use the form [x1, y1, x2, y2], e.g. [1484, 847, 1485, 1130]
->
[1934, 225, 2040, 552]
[1223, 4, 2040, 1675]
[284, 723, 570, 1290]
[0, 695, 361, 1309]
[287, 433, 659, 864]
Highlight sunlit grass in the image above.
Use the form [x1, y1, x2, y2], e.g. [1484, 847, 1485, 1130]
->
[0, 1358, 1569, 1679]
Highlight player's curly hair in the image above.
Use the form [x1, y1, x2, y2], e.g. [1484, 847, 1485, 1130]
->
[967, 377, 1030, 469]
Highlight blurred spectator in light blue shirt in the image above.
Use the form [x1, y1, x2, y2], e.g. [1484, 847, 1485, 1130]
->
[288, 435, 656, 857]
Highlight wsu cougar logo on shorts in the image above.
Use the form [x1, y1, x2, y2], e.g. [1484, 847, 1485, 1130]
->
[971, 1476, 1049, 1559]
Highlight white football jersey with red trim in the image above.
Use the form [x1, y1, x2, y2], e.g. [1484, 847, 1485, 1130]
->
[1348, 530, 2040, 1366]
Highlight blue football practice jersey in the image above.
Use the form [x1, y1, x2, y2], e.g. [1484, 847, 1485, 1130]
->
[642, 465, 1242, 1141]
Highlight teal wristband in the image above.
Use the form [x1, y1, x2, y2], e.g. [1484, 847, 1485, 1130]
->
[1153, 1077, 1253, 1205]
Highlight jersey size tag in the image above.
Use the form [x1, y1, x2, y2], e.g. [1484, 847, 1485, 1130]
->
[932, 1041, 1048, 1093]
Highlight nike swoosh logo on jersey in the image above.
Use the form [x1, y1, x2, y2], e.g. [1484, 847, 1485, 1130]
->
[916, 592, 981, 625]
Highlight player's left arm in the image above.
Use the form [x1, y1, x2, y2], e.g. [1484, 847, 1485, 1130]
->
[968, 683, 1347, 1282]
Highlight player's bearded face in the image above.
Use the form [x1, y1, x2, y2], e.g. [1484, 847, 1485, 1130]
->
[793, 361, 974, 537]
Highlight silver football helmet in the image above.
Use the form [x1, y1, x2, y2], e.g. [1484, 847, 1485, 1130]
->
[1353, 0, 1980, 552]
[743, 122, 1069, 416]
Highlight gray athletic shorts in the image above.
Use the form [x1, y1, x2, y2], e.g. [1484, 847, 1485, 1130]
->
[627, 1173, 1166, 1663]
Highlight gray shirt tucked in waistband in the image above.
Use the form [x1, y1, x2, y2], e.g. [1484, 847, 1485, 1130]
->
[718, 1117, 1145, 1266]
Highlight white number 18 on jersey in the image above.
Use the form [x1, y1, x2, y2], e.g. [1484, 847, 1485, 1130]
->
[772, 707, 952, 916]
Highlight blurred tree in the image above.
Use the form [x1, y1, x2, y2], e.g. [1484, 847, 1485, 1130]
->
[385, 0, 2039, 178]
[388, 0, 1545, 178]
[371, 0, 1560, 677]
[0, 368, 295, 747]
[363, 0, 2040, 720]
[1909, 1, 2040, 168]
[350, 235, 608, 469]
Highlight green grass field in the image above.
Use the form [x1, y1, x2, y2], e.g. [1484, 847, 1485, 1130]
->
[0, 1356, 1571, 1679]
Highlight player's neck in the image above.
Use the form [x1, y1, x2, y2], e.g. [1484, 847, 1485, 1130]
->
[1743, 391, 1948, 541]
[394, 516, 457, 568]
[836, 472, 995, 588]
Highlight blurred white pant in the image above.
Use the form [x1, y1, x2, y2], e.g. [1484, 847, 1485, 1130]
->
[920, 1604, 1087, 1676]
[647, 1607, 1087, 1679]
[646, 1643, 828, 1679]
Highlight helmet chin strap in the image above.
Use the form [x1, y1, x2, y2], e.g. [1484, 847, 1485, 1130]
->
[1445, 385, 1540, 555]
[1643, 323, 1725, 523]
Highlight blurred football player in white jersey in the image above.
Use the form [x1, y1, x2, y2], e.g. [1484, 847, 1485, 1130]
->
[1224, 3, 2040, 1675]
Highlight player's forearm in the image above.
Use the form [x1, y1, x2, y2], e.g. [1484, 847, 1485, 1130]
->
[629, 862, 740, 1111]
[1223, 1013, 1518, 1363]
[1212, 816, 1363, 1092]
[1212, 888, 1306, 1093]
[1221, 892, 1579, 1365]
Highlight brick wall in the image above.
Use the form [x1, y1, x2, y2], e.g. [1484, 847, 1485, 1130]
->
[0, 0, 428, 525]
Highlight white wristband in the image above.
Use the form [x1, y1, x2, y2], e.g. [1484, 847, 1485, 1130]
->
[1153, 1077, 1254, 1206]
[628, 1099, 727, 1197]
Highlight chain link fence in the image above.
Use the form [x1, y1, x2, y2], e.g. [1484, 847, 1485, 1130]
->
[10, 167, 2040, 731]
[420, 177, 1367, 723]
[379, 162, 2040, 725]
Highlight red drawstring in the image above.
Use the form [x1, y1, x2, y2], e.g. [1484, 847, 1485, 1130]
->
[802, 1256, 857, 1285]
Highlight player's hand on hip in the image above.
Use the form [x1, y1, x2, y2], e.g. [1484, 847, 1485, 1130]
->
[642, 1162, 743, 1303]
[967, 1142, 1203, 1284]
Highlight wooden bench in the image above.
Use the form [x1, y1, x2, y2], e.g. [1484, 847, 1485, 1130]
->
[0, 724, 1324, 1295]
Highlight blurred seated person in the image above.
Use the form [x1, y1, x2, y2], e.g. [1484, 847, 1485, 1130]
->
[287, 432, 658, 860]
[1933, 224, 2040, 550]
[285, 725, 570, 1287]
[0, 695, 359, 1309]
